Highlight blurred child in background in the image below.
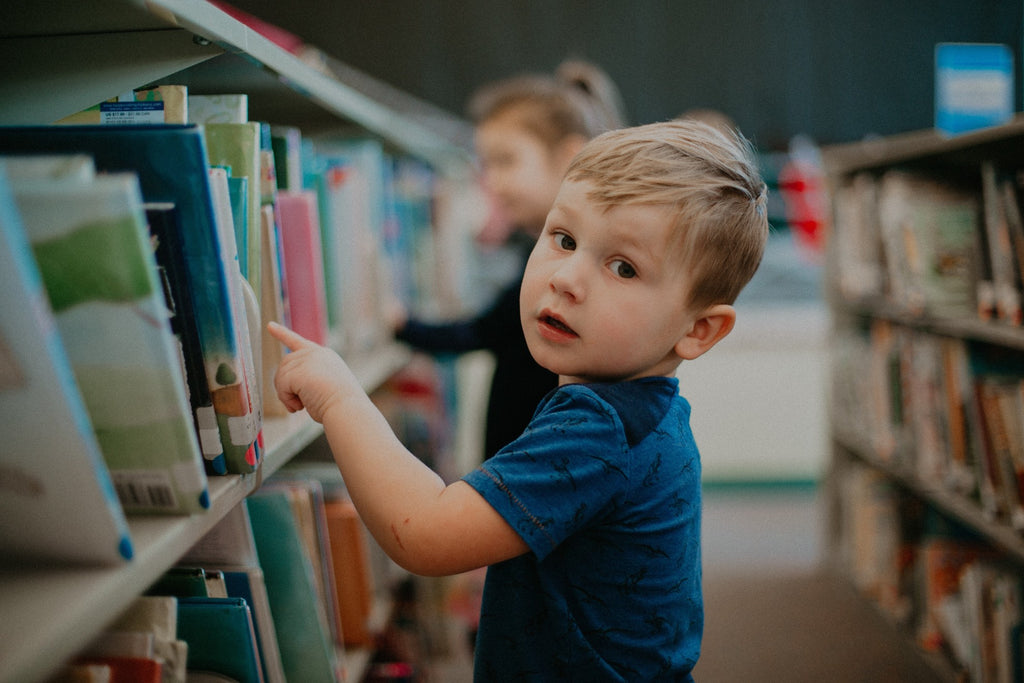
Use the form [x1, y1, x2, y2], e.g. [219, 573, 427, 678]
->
[392, 59, 627, 461]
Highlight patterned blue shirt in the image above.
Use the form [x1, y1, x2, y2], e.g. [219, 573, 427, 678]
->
[463, 376, 702, 681]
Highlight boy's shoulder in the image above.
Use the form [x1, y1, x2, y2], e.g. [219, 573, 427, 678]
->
[545, 376, 685, 447]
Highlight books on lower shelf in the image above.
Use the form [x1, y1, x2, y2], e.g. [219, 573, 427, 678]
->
[836, 459, 1023, 681]
[832, 319, 1024, 531]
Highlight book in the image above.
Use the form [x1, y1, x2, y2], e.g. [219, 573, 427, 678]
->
[276, 190, 329, 346]
[56, 86, 189, 126]
[104, 595, 186, 683]
[147, 202, 227, 474]
[188, 94, 249, 124]
[260, 204, 289, 417]
[203, 122, 263, 299]
[69, 656, 161, 683]
[831, 172, 884, 301]
[270, 126, 303, 192]
[877, 171, 978, 318]
[324, 498, 376, 647]
[247, 489, 339, 683]
[146, 567, 212, 598]
[10, 165, 210, 514]
[981, 161, 1022, 325]
[208, 167, 262, 473]
[176, 596, 265, 683]
[0, 158, 133, 564]
[0, 125, 258, 487]
[181, 502, 286, 683]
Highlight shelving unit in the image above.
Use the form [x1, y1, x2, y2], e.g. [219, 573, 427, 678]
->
[0, 2, 465, 681]
[822, 116, 1024, 680]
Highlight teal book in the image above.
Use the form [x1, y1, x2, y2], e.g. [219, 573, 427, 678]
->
[176, 596, 264, 683]
[0, 125, 259, 476]
[0, 158, 133, 564]
[9, 163, 209, 515]
[247, 490, 338, 683]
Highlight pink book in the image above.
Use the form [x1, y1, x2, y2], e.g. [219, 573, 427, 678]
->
[276, 190, 329, 346]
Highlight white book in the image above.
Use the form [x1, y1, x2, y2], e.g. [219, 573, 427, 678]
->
[0, 158, 133, 564]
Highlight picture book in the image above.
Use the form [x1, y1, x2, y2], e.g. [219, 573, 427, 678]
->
[147, 202, 227, 474]
[247, 489, 339, 683]
[9, 164, 209, 514]
[208, 167, 262, 473]
[176, 596, 264, 683]
[57, 85, 188, 126]
[203, 122, 263, 299]
[260, 205, 289, 418]
[0, 125, 257, 485]
[188, 94, 249, 124]
[104, 595, 186, 683]
[0, 158, 133, 564]
[181, 501, 286, 683]
[276, 190, 329, 346]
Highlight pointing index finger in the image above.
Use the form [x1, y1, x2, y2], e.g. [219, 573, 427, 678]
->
[267, 321, 312, 351]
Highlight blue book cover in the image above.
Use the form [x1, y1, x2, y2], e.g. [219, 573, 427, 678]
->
[177, 596, 264, 683]
[9, 166, 210, 514]
[147, 203, 227, 475]
[0, 159, 133, 563]
[0, 125, 260, 474]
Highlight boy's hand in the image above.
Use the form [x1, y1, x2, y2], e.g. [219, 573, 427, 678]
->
[267, 322, 360, 424]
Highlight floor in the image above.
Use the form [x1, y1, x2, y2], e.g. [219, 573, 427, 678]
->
[420, 485, 944, 682]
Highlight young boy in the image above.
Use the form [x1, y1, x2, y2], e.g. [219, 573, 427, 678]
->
[268, 119, 768, 681]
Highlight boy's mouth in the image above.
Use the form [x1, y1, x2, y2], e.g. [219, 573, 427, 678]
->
[539, 311, 578, 339]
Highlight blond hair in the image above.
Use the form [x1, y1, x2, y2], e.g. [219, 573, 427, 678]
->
[565, 119, 768, 309]
[467, 59, 628, 150]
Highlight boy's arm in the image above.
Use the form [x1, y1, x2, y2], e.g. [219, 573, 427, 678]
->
[268, 322, 528, 576]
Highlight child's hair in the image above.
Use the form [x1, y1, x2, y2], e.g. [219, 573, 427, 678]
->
[565, 119, 769, 310]
[467, 59, 628, 149]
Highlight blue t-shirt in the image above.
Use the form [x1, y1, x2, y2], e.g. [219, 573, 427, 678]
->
[463, 376, 702, 682]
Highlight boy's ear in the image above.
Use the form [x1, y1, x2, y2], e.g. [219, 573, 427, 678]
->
[674, 304, 736, 361]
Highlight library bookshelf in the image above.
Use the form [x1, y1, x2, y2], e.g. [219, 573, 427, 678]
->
[0, 1, 467, 682]
[823, 116, 1024, 681]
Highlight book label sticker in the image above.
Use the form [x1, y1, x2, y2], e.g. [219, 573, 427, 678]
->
[100, 102, 166, 125]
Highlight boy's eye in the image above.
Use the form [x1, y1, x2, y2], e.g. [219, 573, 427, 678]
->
[610, 260, 637, 279]
[554, 232, 576, 251]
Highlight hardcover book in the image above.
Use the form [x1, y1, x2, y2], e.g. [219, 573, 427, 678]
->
[276, 190, 329, 346]
[10, 165, 209, 514]
[247, 489, 339, 683]
[147, 202, 227, 474]
[203, 123, 263, 299]
[0, 125, 258, 485]
[0, 159, 133, 564]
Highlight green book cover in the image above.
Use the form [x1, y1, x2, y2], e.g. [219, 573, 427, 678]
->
[247, 490, 338, 683]
[11, 169, 209, 514]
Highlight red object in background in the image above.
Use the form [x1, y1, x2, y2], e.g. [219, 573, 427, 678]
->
[778, 156, 828, 256]
[207, 0, 307, 53]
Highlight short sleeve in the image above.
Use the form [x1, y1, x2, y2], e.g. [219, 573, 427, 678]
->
[463, 386, 631, 561]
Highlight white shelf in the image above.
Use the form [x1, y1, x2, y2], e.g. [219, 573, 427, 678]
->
[0, 0, 471, 176]
[0, 342, 409, 683]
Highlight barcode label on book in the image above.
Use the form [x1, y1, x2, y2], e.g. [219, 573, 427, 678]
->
[112, 470, 179, 511]
[100, 102, 166, 125]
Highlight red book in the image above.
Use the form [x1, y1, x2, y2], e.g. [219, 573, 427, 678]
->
[276, 190, 329, 346]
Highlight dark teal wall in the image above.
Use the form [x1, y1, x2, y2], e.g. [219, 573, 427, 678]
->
[233, 0, 1022, 149]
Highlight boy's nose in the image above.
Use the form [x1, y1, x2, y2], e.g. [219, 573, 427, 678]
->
[549, 256, 586, 302]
